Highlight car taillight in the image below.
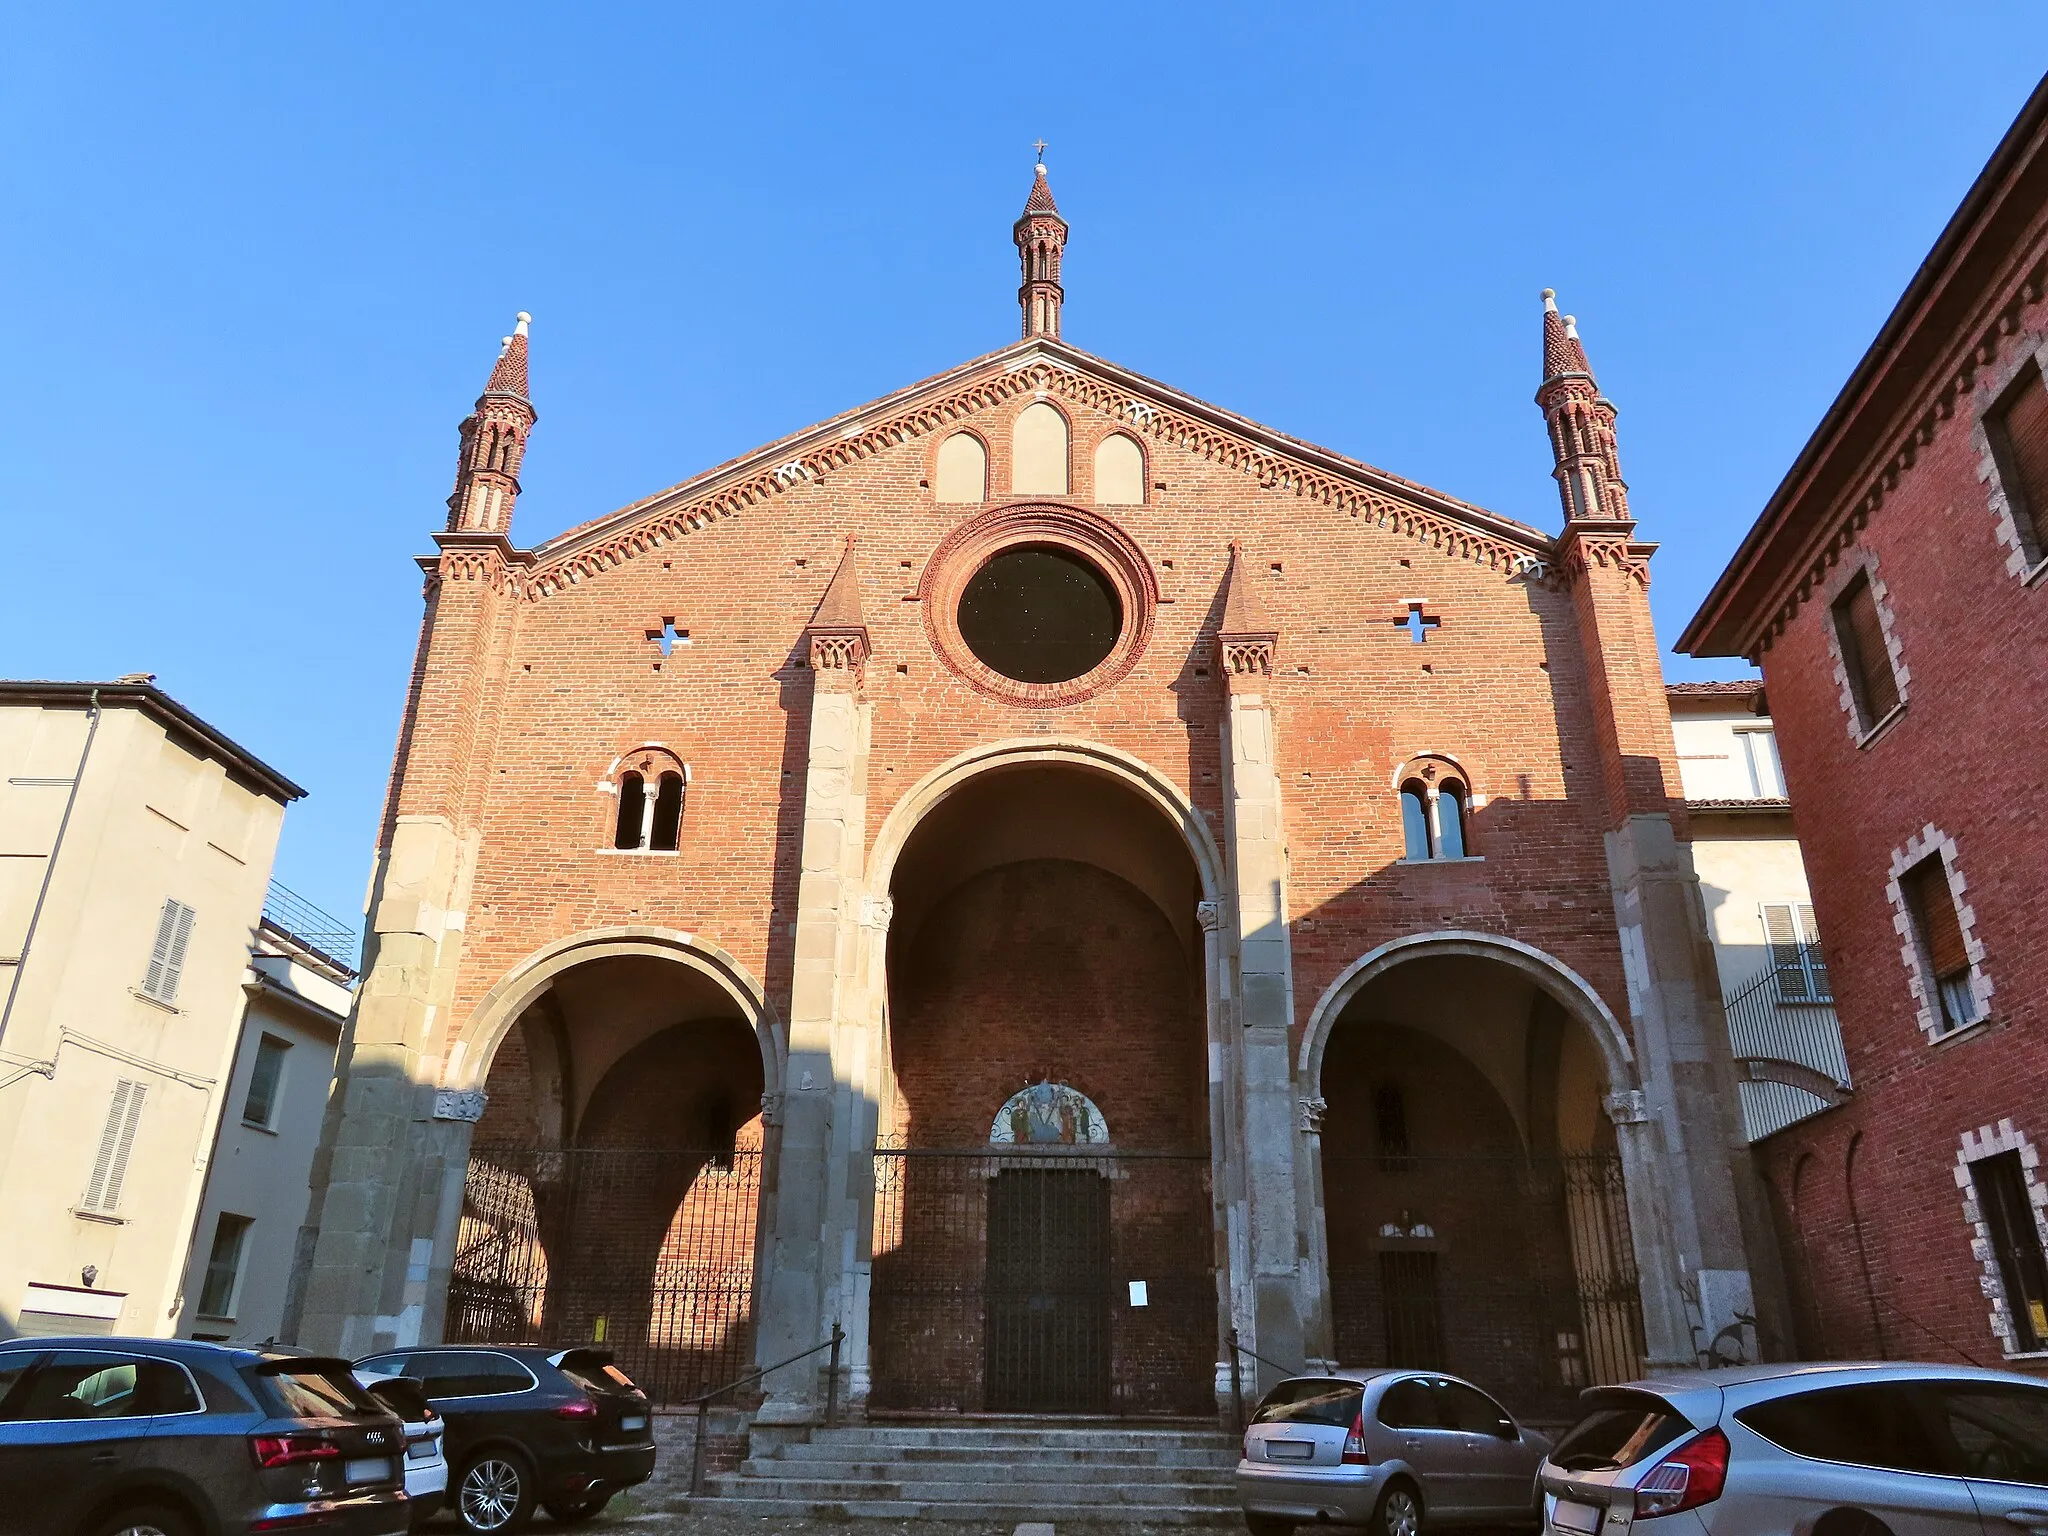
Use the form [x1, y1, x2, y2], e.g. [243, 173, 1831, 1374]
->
[1634, 1427, 1730, 1518]
[553, 1395, 599, 1420]
[250, 1432, 341, 1469]
[1342, 1408, 1370, 1465]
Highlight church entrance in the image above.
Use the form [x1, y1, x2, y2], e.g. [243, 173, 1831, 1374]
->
[450, 955, 768, 1406]
[867, 764, 1218, 1417]
[1316, 953, 1645, 1421]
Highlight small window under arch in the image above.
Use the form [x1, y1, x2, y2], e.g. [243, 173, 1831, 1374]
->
[1013, 401, 1070, 496]
[609, 751, 688, 853]
[613, 771, 646, 849]
[1437, 780, 1468, 859]
[1400, 782, 1432, 860]
[650, 772, 685, 851]
[1094, 433, 1145, 506]
[935, 431, 988, 504]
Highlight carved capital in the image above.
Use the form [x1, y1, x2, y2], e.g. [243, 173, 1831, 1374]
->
[1196, 899, 1224, 933]
[759, 1089, 784, 1127]
[433, 1088, 489, 1124]
[1298, 1096, 1328, 1135]
[859, 895, 895, 932]
[1218, 637, 1276, 678]
[1603, 1088, 1650, 1126]
[808, 627, 871, 672]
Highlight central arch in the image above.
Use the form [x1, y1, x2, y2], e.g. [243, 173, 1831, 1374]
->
[862, 740, 1232, 1417]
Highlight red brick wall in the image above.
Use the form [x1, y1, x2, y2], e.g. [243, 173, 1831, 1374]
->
[1752, 271, 2048, 1368]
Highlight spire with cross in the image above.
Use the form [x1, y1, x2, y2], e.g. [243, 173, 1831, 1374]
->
[1015, 150, 1067, 338]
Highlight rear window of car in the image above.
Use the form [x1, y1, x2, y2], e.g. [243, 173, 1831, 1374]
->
[1735, 1384, 1946, 1474]
[407, 1351, 536, 1398]
[555, 1351, 640, 1396]
[1551, 1391, 1693, 1471]
[261, 1367, 386, 1421]
[1253, 1378, 1363, 1428]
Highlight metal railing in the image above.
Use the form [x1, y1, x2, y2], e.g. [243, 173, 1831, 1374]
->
[260, 881, 360, 975]
[1723, 944, 1850, 1141]
[1225, 1327, 1302, 1430]
[684, 1324, 843, 1496]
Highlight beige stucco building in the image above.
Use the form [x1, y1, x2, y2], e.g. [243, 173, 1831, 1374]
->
[0, 678, 303, 1339]
[1667, 682, 1848, 1141]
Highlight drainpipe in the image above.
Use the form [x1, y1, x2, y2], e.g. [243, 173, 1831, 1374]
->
[0, 688, 101, 1052]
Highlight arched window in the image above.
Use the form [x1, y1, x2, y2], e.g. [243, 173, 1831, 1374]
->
[613, 772, 646, 849]
[650, 772, 685, 851]
[1012, 401, 1070, 496]
[1094, 433, 1145, 506]
[1436, 780, 1467, 859]
[935, 431, 988, 504]
[1400, 782, 1432, 860]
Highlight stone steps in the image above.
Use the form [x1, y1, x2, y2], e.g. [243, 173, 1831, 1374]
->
[675, 1419, 1247, 1524]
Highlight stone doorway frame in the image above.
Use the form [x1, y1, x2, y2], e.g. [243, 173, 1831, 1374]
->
[1293, 931, 1647, 1372]
[855, 738, 1243, 1411]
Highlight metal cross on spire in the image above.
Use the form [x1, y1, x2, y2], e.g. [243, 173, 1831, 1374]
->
[1033, 138, 1048, 164]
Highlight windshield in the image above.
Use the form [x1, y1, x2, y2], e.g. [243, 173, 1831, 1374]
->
[1253, 1379, 1363, 1429]
[1550, 1393, 1692, 1471]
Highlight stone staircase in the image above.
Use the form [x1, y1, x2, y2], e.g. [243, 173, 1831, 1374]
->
[674, 1420, 1243, 1524]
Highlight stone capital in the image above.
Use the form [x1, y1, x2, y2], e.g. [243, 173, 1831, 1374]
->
[1603, 1088, 1650, 1126]
[431, 1087, 488, 1123]
[1297, 1096, 1327, 1135]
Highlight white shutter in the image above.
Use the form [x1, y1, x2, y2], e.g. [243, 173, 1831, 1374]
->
[1797, 904, 1832, 1000]
[161, 902, 196, 1003]
[83, 1079, 146, 1212]
[141, 901, 179, 998]
[1763, 904, 1810, 1000]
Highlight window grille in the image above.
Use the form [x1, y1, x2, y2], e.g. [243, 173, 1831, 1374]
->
[243, 1035, 289, 1128]
[1973, 1152, 2048, 1352]
[197, 1213, 253, 1318]
[1900, 857, 1977, 1033]
[140, 899, 197, 1004]
[82, 1080, 147, 1214]
[1832, 573, 1900, 730]
[1762, 904, 1831, 1002]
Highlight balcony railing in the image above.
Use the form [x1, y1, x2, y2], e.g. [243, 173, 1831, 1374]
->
[1723, 942, 1850, 1141]
[260, 881, 360, 977]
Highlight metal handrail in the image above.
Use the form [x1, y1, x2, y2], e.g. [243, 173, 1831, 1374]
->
[685, 1324, 844, 1496]
[1225, 1327, 1304, 1431]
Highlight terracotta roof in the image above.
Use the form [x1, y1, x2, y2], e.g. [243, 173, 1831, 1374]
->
[1666, 680, 1763, 697]
[0, 680, 305, 802]
[483, 314, 530, 400]
[1217, 541, 1274, 637]
[1680, 74, 2048, 658]
[1686, 797, 1793, 813]
[1022, 163, 1061, 218]
[808, 536, 868, 630]
[1541, 290, 1593, 383]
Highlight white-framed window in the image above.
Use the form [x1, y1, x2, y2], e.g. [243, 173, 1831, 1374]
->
[80, 1079, 147, 1215]
[196, 1212, 253, 1319]
[1956, 1120, 2048, 1357]
[1397, 759, 1476, 861]
[1889, 827, 1992, 1040]
[1734, 727, 1784, 798]
[242, 1034, 290, 1128]
[140, 898, 197, 1004]
[1761, 903, 1830, 1002]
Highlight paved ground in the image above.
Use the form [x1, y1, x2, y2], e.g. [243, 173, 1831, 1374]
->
[423, 1509, 1227, 1536]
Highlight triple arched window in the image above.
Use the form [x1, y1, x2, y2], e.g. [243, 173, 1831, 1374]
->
[931, 417, 1146, 506]
[610, 748, 688, 852]
[1397, 758, 1474, 861]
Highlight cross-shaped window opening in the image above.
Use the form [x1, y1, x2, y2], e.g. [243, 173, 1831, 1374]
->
[647, 619, 691, 658]
[1396, 602, 1441, 644]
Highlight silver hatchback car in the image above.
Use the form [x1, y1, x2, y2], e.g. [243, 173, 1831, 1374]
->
[1539, 1362, 2048, 1535]
[1237, 1370, 1551, 1535]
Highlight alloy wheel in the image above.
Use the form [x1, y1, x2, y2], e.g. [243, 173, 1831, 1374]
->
[461, 1457, 525, 1531]
[1381, 1488, 1421, 1536]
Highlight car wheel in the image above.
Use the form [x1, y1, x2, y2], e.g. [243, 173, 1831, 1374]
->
[458, 1450, 537, 1533]
[1373, 1479, 1424, 1536]
[91, 1507, 194, 1536]
[543, 1494, 614, 1525]
[1814, 1512, 1895, 1536]
[1245, 1516, 1294, 1536]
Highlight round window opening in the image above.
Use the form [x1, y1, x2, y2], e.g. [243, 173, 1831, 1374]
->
[956, 544, 1123, 685]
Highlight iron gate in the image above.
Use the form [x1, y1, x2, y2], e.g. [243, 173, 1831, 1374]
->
[869, 1145, 1216, 1416]
[1324, 1152, 1644, 1420]
[448, 1144, 762, 1406]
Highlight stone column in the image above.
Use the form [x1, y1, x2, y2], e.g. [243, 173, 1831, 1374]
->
[753, 550, 872, 1423]
[1214, 543, 1306, 1390]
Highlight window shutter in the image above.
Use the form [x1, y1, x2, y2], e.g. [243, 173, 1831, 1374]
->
[1763, 905, 1810, 1000]
[1797, 903, 1832, 998]
[1836, 577, 1900, 724]
[1903, 859, 1969, 977]
[161, 902, 196, 1003]
[1997, 365, 2048, 550]
[83, 1080, 146, 1212]
[142, 901, 179, 997]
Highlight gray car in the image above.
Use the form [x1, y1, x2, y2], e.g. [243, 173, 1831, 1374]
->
[1538, 1361, 2048, 1535]
[1237, 1370, 1551, 1535]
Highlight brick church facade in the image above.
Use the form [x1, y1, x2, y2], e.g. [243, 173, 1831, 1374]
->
[290, 164, 1775, 1420]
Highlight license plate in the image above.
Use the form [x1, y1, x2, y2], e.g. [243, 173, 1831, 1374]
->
[345, 1455, 394, 1483]
[407, 1438, 437, 1461]
[1267, 1440, 1314, 1461]
[1553, 1498, 1604, 1534]
[621, 1415, 647, 1432]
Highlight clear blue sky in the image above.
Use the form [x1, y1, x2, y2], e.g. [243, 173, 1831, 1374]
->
[3, 6, 2042, 932]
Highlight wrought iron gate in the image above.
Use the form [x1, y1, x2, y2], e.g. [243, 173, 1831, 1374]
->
[869, 1145, 1216, 1416]
[448, 1144, 761, 1406]
[1324, 1152, 1644, 1420]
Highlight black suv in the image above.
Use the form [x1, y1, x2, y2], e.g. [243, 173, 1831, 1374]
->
[0, 1336, 408, 1536]
[353, 1345, 654, 1531]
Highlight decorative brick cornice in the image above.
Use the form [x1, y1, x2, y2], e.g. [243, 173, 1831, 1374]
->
[511, 342, 1555, 603]
[1554, 522, 1654, 590]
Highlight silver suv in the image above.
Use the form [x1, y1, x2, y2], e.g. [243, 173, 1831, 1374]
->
[1237, 1370, 1550, 1535]
[1539, 1362, 2048, 1535]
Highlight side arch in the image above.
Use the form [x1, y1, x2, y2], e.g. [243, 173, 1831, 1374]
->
[445, 925, 784, 1100]
[1299, 930, 1636, 1096]
[867, 737, 1226, 909]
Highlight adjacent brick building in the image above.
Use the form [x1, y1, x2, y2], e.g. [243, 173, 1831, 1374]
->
[1682, 78, 2048, 1368]
[291, 162, 1779, 1420]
